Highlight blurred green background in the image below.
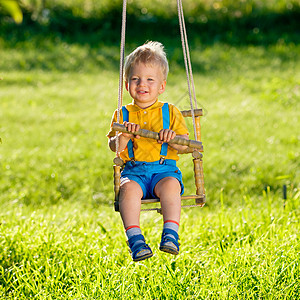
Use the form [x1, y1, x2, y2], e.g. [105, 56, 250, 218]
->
[1, 0, 299, 206]
[1, 0, 299, 63]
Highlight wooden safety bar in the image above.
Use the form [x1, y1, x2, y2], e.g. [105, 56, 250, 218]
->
[181, 108, 203, 117]
[112, 123, 203, 150]
[113, 108, 206, 213]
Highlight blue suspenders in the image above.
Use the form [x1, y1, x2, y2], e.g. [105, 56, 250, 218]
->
[122, 103, 170, 163]
[160, 103, 170, 159]
[121, 106, 135, 160]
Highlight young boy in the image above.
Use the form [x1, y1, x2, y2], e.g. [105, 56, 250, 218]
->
[107, 41, 189, 262]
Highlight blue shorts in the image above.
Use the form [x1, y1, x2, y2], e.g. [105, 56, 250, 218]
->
[121, 159, 184, 199]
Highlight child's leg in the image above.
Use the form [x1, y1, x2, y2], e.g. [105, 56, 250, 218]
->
[154, 177, 181, 224]
[119, 180, 143, 228]
[154, 177, 181, 255]
[119, 180, 153, 261]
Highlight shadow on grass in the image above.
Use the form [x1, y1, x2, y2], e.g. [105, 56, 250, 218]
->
[0, 5, 299, 73]
[1, 4, 299, 45]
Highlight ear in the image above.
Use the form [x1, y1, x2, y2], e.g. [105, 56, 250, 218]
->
[125, 81, 129, 91]
[159, 80, 166, 94]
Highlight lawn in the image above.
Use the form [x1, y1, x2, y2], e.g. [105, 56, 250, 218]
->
[0, 4, 300, 298]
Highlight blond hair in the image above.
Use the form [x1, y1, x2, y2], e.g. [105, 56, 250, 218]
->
[124, 41, 169, 81]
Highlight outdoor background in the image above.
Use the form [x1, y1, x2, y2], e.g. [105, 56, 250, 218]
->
[0, 0, 299, 299]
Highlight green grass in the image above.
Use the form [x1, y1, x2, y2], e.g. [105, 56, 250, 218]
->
[1, 193, 299, 298]
[0, 29, 300, 298]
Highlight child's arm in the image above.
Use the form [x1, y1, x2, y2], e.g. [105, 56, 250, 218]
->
[108, 122, 141, 152]
[157, 129, 189, 152]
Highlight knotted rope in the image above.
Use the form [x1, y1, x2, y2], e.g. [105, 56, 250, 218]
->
[116, 0, 127, 156]
[116, 0, 199, 155]
[177, 0, 198, 141]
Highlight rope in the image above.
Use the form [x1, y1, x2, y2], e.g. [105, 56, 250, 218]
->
[116, 0, 127, 156]
[116, 0, 198, 145]
[178, 0, 198, 111]
[177, 0, 198, 141]
[116, 0, 198, 146]
[113, 1, 205, 213]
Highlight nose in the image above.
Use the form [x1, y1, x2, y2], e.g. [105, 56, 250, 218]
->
[138, 78, 146, 86]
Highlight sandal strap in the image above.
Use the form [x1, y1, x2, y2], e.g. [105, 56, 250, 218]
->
[132, 243, 152, 259]
[161, 229, 180, 249]
[162, 228, 179, 240]
[128, 234, 146, 253]
[128, 234, 145, 245]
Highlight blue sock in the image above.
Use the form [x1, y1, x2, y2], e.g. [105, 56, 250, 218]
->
[163, 220, 179, 240]
[125, 226, 144, 250]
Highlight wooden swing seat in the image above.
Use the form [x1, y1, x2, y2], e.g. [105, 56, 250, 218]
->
[113, 1, 205, 213]
[113, 108, 205, 214]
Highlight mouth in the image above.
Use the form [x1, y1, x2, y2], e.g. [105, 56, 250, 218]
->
[137, 90, 148, 94]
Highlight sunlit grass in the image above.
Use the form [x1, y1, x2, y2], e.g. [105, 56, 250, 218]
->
[1, 191, 299, 298]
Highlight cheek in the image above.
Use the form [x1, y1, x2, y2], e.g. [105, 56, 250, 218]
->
[129, 84, 136, 91]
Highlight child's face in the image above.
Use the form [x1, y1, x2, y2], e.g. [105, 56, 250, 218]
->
[125, 62, 166, 109]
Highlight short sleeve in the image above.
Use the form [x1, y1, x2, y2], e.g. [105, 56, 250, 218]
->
[169, 104, 189, 136]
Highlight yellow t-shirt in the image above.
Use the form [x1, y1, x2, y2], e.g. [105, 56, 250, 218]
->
[107, 101, 189, 162]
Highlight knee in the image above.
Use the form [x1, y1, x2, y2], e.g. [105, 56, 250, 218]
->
[155, 177, 181, 198]
[120, 180, 143, 200]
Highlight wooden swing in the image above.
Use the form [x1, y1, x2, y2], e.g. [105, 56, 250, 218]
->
[112, 0, 205, 214]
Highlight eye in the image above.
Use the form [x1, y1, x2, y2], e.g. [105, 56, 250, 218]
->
[147, 78, 154, 81]
[131, 76, 138, 81]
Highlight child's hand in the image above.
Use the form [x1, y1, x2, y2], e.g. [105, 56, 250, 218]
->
[123, 122, 141, 139]
[158, 129, 176, 144]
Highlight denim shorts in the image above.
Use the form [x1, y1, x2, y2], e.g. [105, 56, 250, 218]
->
[120, 159, 184, 199]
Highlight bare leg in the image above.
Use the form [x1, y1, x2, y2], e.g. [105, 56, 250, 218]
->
[119, 180, 153, 261]
[155, 177, 181, 255]
[154, 177, 181, 223]
[119, 180, 143, 229]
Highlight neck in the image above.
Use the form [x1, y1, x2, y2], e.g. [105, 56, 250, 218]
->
[134, 99, 158, 109]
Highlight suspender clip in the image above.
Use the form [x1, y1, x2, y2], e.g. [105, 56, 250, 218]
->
[159, 156, 166, 165]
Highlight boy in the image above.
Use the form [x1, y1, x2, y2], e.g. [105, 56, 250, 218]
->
[107, 41, 189, 261]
